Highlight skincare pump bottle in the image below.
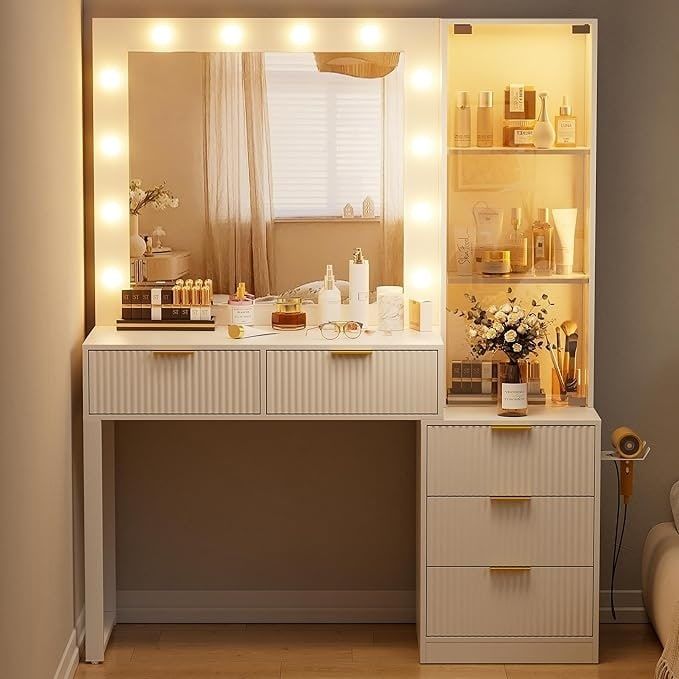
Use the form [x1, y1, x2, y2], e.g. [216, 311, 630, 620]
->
[476, 91, 494, 147]
[507, 207, 529, 273]
[454, 91, 471, 148]
[349, 248, 369, 326]
[533, 92, 556, 149]
[555, 95, 577, 147]
[532, 208, 553, 275]
[318, 265, 341, 324]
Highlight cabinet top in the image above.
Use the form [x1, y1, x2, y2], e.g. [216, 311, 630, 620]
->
[84, 325, 444, 351]
[439, 405, 600, 425]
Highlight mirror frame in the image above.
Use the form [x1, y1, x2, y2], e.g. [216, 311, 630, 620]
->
[92, 17, 442, 325]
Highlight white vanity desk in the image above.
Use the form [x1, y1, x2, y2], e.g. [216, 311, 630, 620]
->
[83, 325, 444, 661]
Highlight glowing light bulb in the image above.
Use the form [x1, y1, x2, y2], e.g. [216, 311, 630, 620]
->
[411, 268, 433, 290]
[411, 135, 434, 156]
[220, 24, 243, 46]
[100, 135, 122, 157]
[100, 201, 123, 223]
[290, 24, 311, 45]
[359, 24, 381, 46]
[99, 68, 122, 91]
[151, 24, 173, 46]
[411, 202, 433, 222]
[411, 68, 433, 90]
[101, 267, 124, 289]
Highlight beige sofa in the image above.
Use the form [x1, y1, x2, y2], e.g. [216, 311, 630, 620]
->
[642, 522, 679, 646]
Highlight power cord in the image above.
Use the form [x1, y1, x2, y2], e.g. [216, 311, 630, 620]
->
[610, 462, 629, 621]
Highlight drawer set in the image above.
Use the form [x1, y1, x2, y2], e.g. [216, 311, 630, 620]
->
[420, 424, 600, 663]
[86, 348, 440, 417]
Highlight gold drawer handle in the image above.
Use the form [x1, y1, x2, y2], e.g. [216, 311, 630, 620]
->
[490, 425, 533, 431]
[489, 566, 531, 572]
[330, 351, 373, 357]
[151, 351, 195, 357]
[490, 496, 531, 503]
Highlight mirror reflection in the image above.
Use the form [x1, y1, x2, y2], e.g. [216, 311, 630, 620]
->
[128, 51, 404, 301]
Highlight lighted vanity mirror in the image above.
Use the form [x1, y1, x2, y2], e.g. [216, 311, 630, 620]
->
[127, 50, 405, 300]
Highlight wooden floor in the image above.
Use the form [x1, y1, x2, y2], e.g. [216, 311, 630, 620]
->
[75, 623, 661, 678]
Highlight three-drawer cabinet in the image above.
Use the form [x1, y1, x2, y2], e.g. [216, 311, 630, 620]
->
[420, 420, 601, 664]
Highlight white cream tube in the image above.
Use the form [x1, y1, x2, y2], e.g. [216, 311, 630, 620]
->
[552, 208, 578, 275]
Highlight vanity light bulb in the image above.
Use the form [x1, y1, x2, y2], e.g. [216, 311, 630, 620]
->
[411, 68, 433, 90]
[99, 68, 122, 91]
[290, 24, 311, 45]
[151, 24, 173, 46]
[101, 267, 124, 290]
[411, 135, 434, 156]
[220, 24, 243, 46]
[359, 24, 381, 46]
[411, 202, 433, 222]
[411, 268, 433, 290]
[101, 201, 123, 223]
[100, 135, 122, 157]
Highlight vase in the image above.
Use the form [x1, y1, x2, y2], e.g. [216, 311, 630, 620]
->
[129, 213, 146, 258]
[497, 361, 528, 417]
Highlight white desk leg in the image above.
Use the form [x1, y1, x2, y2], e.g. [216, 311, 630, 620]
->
[84, 417, 104, 662]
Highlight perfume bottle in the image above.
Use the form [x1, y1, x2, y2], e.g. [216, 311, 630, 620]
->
[507, 207, 529, 273]
[533, 92, 556, 149]
[532, 208, 553, 275]
[454, 91, 471, 148]
[476, 91, 494, 147]
[555, 95, 577, 147]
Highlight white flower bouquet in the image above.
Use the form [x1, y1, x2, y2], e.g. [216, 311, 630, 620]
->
[454, 287, 553, 364]
[129, 179, 179, 215]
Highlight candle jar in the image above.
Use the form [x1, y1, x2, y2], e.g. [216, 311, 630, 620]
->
[271, 298, 306, 330]
[376, 285, 404, 332]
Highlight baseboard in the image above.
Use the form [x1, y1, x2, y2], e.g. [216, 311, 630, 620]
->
[117, 589, 416, 624]
[53, 629, 79, 679]
[75, 607, 86, 653]
[599, 589, 648, 623]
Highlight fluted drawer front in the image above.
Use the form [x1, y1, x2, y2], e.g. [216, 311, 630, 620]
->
[88, 350, 260, 415]
[427, 567, 593, 638]
[427, 425, 594, 496]
[427, 497, 594, 566]
[266, 350, 438, 415]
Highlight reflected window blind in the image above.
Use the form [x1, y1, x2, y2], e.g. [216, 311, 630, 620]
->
[265, 52, 382, 219]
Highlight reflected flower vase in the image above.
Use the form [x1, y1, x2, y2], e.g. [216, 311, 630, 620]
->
[497, 361, 528, 417]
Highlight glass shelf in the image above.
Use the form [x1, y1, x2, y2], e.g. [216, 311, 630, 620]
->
[448, 146, 591, 155]
[447, 272, 590, 285]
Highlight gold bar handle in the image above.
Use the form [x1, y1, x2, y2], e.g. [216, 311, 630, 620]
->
[490, 497, 531, 503]
[489, 566, 532, 572]
[151, 351, 195, 357]
[330, 351, 373, 357]
[490, 425, 533, 431]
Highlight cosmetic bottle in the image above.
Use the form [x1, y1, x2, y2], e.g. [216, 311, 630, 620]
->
[555, 95, 577, 147]
[532, 208, 553, 275]
[507, 207, 529, 273]
[454, 91, 471, 148]
[533, 92, 556, 149]
[504, 84, 536, 120]
[476, 91, 494, 147]
[229, 282, 254, 325]
[349, 248, 370, 326]
[272, 298, 306, 330]
[318, 265, 341, 324]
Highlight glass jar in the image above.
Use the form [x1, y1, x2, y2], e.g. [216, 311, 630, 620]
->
[497, 361, 528, 416]
[271, 297, 306, 330]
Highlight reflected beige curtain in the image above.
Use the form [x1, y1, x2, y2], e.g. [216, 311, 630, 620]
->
[382, 60, 404, 286]
[203, 53, 274, 296]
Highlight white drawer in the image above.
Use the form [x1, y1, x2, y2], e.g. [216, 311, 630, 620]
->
[87, 350, 260, 415]
[427, 497, 594, 566]
[266, 350, 438, 415]
[427, 425, 594, 496]
[427, 566, 593, 638]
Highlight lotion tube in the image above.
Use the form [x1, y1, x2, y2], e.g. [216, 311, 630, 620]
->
[349, 248, 370, 326]
[552, 208, 578, 275]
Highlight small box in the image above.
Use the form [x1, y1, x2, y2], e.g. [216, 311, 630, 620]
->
[150, 287, 163, 306]
[190, 306, 201, 321]
[409, 299, 433, 332]
[151, 305, 162, 321]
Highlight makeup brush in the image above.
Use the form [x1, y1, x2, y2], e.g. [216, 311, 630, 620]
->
[565, 332, 579, 391]
[556, 327, 563, 375]
[560, 320, 578, 382]
[546, 332, 567, 394]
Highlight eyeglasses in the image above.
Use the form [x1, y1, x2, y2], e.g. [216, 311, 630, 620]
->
[306, 321, 364, 340]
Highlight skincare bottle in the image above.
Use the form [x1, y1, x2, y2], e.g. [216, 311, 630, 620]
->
[349, 248, 370, 326]
[507, 207, 529, 273]
[454, 91, 471, 148]
[229, 282, 254, 325]
[533, 92, 556, 149]
[555, 95, 577, 147]
[476, 91, 494, 147]
[318, 265, 341, 324]
[531, 208, 553, 275]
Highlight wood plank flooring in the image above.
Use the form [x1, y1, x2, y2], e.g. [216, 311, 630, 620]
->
[75, 623, 661, 678]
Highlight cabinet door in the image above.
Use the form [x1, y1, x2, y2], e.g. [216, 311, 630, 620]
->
[88, 350, 260, 415]
[427, 425, 595, 496]
[266, 350, 439, 415]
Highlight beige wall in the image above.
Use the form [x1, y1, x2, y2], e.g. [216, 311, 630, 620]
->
[128, 52, 384, 294]
[0, 0, 84, 677]
[85, 0, 679, 601]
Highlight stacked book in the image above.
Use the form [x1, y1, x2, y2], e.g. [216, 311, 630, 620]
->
[116, 279, 215, 331]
